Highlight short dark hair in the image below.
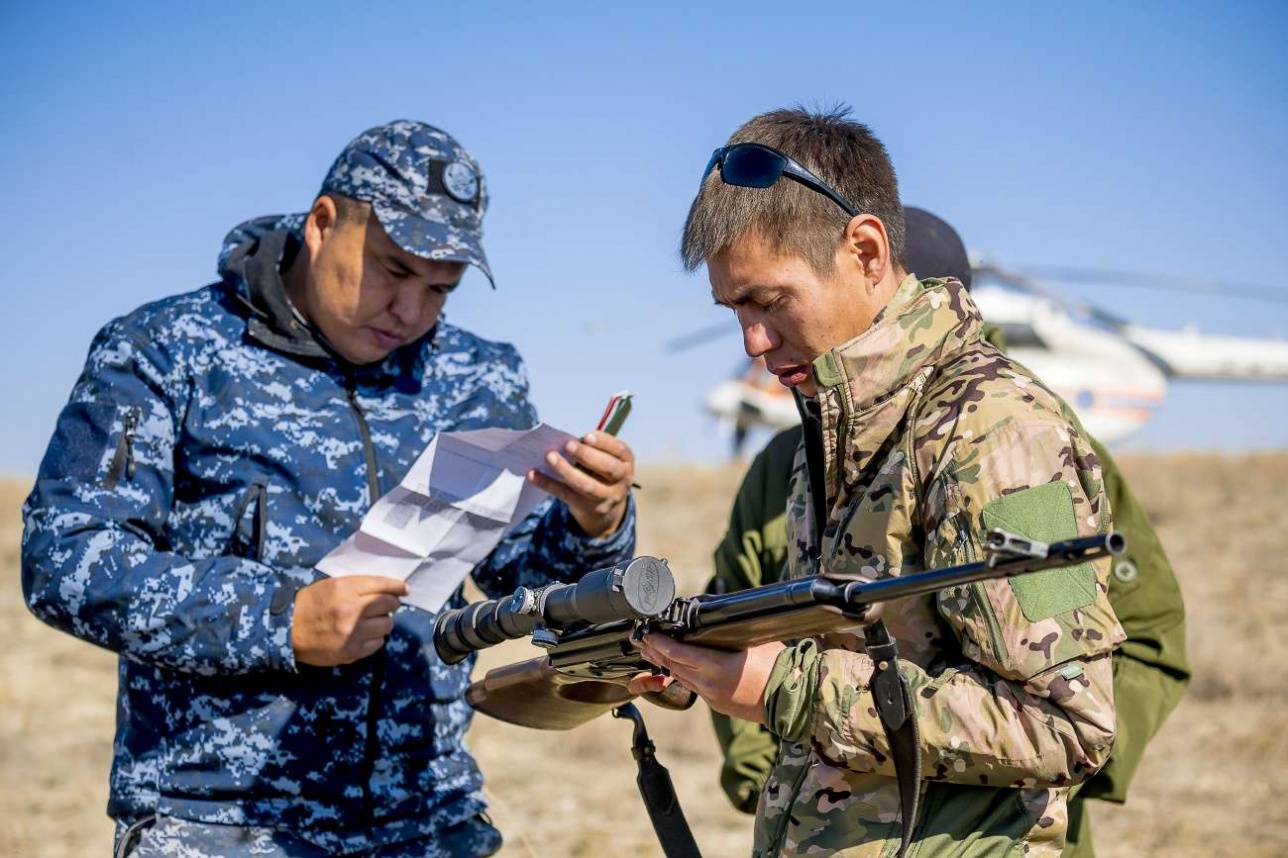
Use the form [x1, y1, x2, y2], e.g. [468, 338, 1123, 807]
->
[326, 193, 370, 225]
[681, 106, 904, 274]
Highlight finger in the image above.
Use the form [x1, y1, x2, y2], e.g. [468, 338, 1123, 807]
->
[527, 469, 582, 506]
[355, 615, 395, 639]
[349, 575, 410, 597]
[581, 431, 633, 463]
[563, 439, 629, 483]
[642, 634, 708, 670]
[646, 682, 699, 711]
[542, 451, 612, 500]
[359, 594, 402, 618]
[662, 664, 705, 696]
[627, 673, 671, 696]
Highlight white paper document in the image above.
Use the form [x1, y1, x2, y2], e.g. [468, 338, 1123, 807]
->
[316, 423, 577, 613]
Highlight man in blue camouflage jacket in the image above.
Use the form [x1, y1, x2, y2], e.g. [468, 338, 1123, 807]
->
[21, 120, 637, 857]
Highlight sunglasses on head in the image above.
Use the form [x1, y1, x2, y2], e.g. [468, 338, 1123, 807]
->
[702, 142, 858, 217]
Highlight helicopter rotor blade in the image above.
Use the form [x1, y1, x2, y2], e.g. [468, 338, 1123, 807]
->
[1017, 265, 1288, 306]
[664, 319, 737, 353]
[972, 261, 1131, 329]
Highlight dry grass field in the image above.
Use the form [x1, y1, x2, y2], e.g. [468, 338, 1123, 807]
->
[3, 453, 1287, 857]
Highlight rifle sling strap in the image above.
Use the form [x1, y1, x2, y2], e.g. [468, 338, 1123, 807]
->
[613, 703, 703, 858]
[865, 620, 922, 858]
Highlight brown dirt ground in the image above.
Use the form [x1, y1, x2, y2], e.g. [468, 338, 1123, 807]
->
[2, 453, 1286, 857]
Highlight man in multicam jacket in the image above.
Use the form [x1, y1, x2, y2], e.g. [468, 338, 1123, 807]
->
[22, 120, 637, 857]
[705, 208, 1189, 857]
[632, 108, 1125, 856]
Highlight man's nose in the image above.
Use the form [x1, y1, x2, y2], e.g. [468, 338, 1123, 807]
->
[740, 319, 775, 359]
[389, 285, 427, 328]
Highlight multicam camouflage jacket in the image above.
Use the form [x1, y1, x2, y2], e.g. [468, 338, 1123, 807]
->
[753, 276, 1125, 857]
[707, 381, 1189, 858]
[20, 217, 634, 855]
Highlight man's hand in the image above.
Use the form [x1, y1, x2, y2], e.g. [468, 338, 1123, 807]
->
[291, 576, 409, 667]
[628, 634, 785, 724]
[528, 431, 634, 539]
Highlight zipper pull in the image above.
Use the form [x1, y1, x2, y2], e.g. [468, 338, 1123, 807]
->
[123, 410, 138, 480]
[104, 408, 139, 489]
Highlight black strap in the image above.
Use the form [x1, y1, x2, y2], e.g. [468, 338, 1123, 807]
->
[865, 620, 922, 858]
[613, 703, 702, 858]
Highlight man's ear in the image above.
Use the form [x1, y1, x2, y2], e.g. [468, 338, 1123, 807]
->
[302, 195, 340, 256]
[839, 214, 892, 288]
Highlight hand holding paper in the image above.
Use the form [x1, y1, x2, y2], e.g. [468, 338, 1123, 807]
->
[312, 394, 635, 615]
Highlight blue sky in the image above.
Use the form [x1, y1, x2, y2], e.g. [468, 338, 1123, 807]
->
[2, 2, 1286, 473]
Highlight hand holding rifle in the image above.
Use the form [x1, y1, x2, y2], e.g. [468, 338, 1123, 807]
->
[630, 635, 783, 724]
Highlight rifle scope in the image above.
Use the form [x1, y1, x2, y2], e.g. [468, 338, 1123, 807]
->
[433, 557, 676, 665]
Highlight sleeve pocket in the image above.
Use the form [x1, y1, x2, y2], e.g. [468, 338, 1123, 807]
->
[38, 401, 137, 488]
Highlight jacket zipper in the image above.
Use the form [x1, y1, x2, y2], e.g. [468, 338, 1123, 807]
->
[801, 401, 828, 546]
[103, 408, 139, 489]
[345, 381, 386, 826]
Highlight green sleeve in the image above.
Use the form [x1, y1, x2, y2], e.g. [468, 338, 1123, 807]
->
[710, 427, 801, 595]
[1081, 438, 1190, 803]
[706, 426, 801, 813]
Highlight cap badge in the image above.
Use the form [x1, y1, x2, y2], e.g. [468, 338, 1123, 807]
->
[442, 161, 479, 203]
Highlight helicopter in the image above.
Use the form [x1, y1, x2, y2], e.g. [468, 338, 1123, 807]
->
[675, 263, 1288, 455]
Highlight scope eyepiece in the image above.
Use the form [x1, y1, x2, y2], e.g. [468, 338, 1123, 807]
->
[432, 556, 676, 665]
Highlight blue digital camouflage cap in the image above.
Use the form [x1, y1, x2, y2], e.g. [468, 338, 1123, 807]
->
[320, 119, 494, 287]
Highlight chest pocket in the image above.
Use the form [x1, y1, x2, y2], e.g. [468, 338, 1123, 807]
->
[228, 480, 268, 562]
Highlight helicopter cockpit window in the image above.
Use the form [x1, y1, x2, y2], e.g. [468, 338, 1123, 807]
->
[997, 322, 1048, 349]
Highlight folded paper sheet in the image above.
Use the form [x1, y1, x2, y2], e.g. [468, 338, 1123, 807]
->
[317, 423, 577, 613]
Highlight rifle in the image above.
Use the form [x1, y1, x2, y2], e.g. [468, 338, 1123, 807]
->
[435, 529, 1125, 728]
[435, 529, 1124, 858]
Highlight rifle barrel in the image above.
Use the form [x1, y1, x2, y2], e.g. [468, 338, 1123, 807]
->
[837, 532, 1123, 607]
[445, 532, 1123, 668]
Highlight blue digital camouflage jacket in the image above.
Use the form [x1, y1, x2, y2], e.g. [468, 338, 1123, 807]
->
[20, 217, 635, 854]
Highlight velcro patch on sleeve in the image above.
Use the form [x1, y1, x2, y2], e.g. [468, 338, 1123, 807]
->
[982, 481, 1097, 621]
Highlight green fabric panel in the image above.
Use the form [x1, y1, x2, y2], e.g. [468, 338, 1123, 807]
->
[981, 481, 1097, 621]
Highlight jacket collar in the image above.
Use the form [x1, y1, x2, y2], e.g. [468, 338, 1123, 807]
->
[800, 276, 981, 514]
[810, 275, 981, 416]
